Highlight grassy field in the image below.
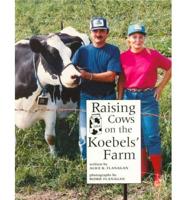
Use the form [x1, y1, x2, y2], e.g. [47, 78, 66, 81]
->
[15, 0, 171, 199]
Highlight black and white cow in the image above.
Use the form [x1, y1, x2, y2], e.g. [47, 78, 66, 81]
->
[15, 27, 90, 155]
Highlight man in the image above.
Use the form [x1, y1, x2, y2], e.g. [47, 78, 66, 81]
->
[72, 17, 121, 160]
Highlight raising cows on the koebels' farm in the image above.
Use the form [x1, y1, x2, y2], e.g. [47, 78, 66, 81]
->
[15, 27, 90, 155]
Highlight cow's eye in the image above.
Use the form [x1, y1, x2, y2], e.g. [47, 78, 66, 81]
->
[48, 47, 60, 59]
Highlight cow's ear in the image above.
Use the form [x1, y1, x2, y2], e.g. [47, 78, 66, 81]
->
[66, 41, 82, 56]
[30, 37, 44, 53]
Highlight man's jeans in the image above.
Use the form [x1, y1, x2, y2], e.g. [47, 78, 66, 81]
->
[124, 89, 161, 155]
[79, 92, 116, 160]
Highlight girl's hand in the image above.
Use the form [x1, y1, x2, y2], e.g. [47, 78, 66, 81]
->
[154, 68, 171, 101]
[154, 86, 163, 101]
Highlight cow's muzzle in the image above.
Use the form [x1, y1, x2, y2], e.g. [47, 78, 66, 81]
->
[71, 75, 81, 85]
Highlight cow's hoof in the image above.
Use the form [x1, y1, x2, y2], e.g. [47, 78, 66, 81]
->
[50, 149, 58, 158]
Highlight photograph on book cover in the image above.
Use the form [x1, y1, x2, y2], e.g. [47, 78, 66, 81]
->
[15, 0, 171, 199]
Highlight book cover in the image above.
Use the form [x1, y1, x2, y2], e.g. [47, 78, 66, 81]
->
[14, 1, 171, 199]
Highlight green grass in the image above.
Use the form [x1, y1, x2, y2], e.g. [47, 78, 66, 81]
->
[16, 0, 171, 56]
[16, 0, 171, 199]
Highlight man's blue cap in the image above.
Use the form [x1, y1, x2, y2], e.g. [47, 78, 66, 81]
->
[90, 17, 109, 31]
[127, 24, 146, 36]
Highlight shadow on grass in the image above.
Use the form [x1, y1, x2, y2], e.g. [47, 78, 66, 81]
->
[55, 117, 80, 160]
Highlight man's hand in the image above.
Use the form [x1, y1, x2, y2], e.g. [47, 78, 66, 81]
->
[80, 70, 116, 82]
[80, 70, 92, 80]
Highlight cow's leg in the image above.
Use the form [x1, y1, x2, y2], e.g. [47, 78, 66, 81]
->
[44, 112, 57, 156]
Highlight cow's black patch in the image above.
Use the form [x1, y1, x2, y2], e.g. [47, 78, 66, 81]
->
[92, 129, 98, 135]
[15, 42, 38, 99]
[29, 36, 64, 76]
[40, 46, 64, 76]
[61, 85, 80, 104]
[57, 33, 84, 57]
[95, 118, 100, 124]
[35, 85, 80, 105]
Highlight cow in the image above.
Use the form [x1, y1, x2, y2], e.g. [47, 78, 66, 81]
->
[15, 27, 90, 156]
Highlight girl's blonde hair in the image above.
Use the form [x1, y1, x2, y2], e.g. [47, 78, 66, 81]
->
[126, 37, 131, 48]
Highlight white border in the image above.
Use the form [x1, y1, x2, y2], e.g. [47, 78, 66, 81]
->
[0, 1, 15, 199]
[172, 1, 186, 199]
[0, 0, 184, 199]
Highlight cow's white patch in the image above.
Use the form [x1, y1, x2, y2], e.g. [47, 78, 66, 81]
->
[47, 35, 72, 66]
[61, 27, 90, 45]
[15, 39, 29, 45]
[15, 87, 44, 128]
[45, 35, 81, 88]
[37, 60, 61, 86]
[61, 65, 81, 88]
[37, 56, 80, 88]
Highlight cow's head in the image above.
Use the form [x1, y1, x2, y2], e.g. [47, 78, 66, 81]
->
[29, 34, 81, 88]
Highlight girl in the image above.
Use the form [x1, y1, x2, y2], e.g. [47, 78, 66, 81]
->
[118, 24, 171, 187]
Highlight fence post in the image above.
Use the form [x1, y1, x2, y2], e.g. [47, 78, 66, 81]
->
[123, 184, 127, 200]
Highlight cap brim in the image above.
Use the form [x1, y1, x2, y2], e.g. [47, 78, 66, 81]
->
[90, 27, 109, 31]
[128, 31, 146, 36]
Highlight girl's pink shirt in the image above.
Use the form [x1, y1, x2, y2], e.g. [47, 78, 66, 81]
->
[120, 48, 171, 89]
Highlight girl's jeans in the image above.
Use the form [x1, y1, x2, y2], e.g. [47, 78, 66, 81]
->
[124, 89, 161, 155]
[79, 92, 116, 160]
